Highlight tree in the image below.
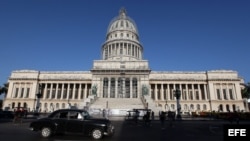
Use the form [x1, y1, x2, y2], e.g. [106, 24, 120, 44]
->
[241, 82, 250, 112]
[0, 83, 9, 97]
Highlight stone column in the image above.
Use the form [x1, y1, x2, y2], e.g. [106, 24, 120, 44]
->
[108, 78, 111, 98]
[198, 83, 201, 100]
[49, 83, 53, 99]
[61, 84, 64, 100]
[66, 83, 70, 100]
[79, 83, 82, 100]
[154, 84, 157, 100]
[161, 84, 164, 100]
[44, 83, 48, 99]
[167, 84, 170, 100]
[72, 83, 76, 100]
[204, 84, 207, 100]
[55, 83, 59, 99]
[130, 77, 133, 98]
[115, 78, 118, 98]
[179, 83, 182, 100]
[84, 84, 87, 99]
[191, 84, 194, 100]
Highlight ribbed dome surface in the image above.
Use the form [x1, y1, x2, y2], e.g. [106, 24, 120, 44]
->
[102, 8, 143, 61]
[107, 8, 138, 35]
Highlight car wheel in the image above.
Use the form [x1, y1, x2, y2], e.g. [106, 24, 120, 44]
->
[91, 128, 103, 140]
[41, 127, 52, 138]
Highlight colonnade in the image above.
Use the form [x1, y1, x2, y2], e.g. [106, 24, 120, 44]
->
[150, 83, 237, 101]
[103, 42, 142, 60]
[100, 77, 139, 98]
[40, 83, 91, 100]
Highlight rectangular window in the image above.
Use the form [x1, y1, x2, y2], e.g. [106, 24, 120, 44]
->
[183, 90, 187, 100]
[189, 91, 193, 100]
[46, 89, 50, 99]
[223, 89, 227, 100]
[195, 91, 199, 100]
[52, 88, 56, 99]
[26, 88, 30, 98]
[229, 89, 234, 100]
[20, 88, 24, 98]
[14, 88, 19, 98]
[217, 89, 221, 100]
[57, 89, 61, 99]
[75, 88, 78, 99]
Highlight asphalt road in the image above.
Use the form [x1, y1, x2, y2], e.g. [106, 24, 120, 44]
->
[0, 117, 249, 141]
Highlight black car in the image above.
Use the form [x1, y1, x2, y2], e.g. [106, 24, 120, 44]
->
[0, 110, 14, 119]
[29, 109, 115, 140]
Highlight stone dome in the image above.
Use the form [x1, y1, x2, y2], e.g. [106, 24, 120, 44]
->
[107, 8, 138, 35]
[102, 8, 143, 61]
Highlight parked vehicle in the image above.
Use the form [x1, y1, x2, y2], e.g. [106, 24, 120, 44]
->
[0, 110, 14, 119]
[29, 109, 115, 140]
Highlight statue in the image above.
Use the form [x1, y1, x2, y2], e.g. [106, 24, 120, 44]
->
[92, 85, 97, 95]
[142, 85, 148, 95]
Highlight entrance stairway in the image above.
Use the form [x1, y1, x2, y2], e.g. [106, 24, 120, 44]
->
[89, 98, 144, 110]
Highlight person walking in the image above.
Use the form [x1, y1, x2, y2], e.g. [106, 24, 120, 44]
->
[151, 111, 154, 121]
[13, 108, 23, 124]
[160, 111, 166, 129]
[167, 111, 175, 127]
[143, 111, 151, 127]
[134, 110, 140, 125]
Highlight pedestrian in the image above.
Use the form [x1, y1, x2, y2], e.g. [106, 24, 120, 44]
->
[143, 111, 151, 127]
[102, 109, 106, 118]
[151, 111, 154, 120]
[134, 110, 139, 125]
[160, 111, 166, 129]
[13, 108, 22, 124]
[168, 111, 174, 127]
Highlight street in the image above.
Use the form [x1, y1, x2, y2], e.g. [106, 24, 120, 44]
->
[0, 117, 249, 141]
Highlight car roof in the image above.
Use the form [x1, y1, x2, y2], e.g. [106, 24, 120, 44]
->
[54, 109, 87, 112]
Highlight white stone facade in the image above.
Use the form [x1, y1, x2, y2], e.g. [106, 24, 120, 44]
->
[2, 8, 245, 115]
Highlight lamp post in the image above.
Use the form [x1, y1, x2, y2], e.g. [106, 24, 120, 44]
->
[174, 89, 182, 119]
[35, 84, 42, 113]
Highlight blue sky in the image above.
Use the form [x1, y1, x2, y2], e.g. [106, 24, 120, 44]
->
[0, 0, 250, 91]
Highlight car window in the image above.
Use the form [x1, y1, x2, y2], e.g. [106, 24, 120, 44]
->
[58, 111, 68, 119]
[81, 111, 90, 119]
[69, 111, 80, 120]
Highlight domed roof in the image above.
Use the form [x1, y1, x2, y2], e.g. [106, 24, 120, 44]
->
[107, 8, 138, 35]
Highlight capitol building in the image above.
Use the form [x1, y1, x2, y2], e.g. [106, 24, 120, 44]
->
[3, 8, 245, 115]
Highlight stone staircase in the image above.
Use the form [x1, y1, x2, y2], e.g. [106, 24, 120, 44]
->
[89, 98, 145, 110]
[143, 95, 161, 114]
[78, 95, 97, 109]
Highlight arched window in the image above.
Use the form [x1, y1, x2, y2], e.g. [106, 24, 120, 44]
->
[171, 104, 175, 111]
[219, 104, 223, 112]
[62, 103, 65, 109]
[23, 102, 27, 108]
[12, 102, 15, 109]
[184, 104, 188, 111]
[226, 104, 230, 112]
[44, 103, 48, 112]
[203, 104, 207, 111]
[190, 104, 194, 111]
[56, 103, 59, 110]
[197, 104, 200, 111]
[232, 104, 236, 112]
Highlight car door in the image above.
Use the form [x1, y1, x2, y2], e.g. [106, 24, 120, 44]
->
[52, 111, 69, 133]
[65, 111, 85, 134]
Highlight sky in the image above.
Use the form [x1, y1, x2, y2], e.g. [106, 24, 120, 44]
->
[0, 0, 250, 94]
